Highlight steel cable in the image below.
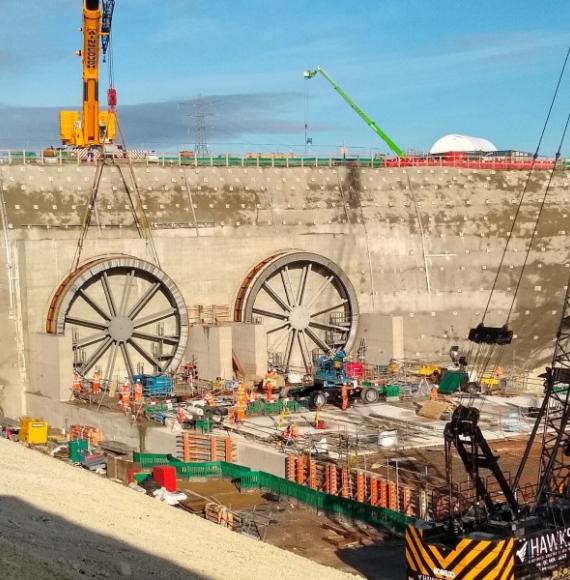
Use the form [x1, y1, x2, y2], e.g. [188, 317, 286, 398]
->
[481, 45, 570, 324]
[505, 110, 570, 325]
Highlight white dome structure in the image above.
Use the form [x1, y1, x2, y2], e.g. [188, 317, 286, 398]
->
[429, 134, 497, 155]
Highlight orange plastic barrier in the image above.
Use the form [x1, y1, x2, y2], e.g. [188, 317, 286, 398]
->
[356, 471, 365, 503]
[370, 477, 379, 507]
[309, 460, 318, 490]
[287, 455, 297, 482]
[296, 456, 306, 485]
[341, 468, 350, 499]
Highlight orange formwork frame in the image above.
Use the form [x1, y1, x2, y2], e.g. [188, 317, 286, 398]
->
[370, 477, 379, 507]
[356, 471, 365, 503]
[286, 455, 297, 481]
[282, 454, 422, 518]
[179, 432, 235, 463]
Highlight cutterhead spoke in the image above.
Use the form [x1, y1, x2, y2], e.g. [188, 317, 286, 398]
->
[78, 289, 111, 321]
[305, 327, 332, 354]
[128, 338, 163, 372]
[100, 271, 117, 317]
[283, 329, 296, 371]
[297, 330, 311, 372]
[132, 331, 179, 345]
[133, 308, 176, 329]
[267, 321, 290, 334]
[252, 307, 288, 321]
[80, 337, 113, 375]
[128, 282, 161, 319]
[262, 281, 291, 312]
[311, 300, 348, 318]
[305, 275, 334, 310]
[118, 269, 135, 316]
[296, 264, 311, 305]
[66, 317, 108, 331]
[75, 331, 108, 349]
[280, 267, 296, 307]
[120, 343, 135, 380]
[104, 343, 119, 385]
[309, 320, 349, 333]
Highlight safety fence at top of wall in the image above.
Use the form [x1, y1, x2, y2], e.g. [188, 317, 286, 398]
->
[0, 149, 566, 171]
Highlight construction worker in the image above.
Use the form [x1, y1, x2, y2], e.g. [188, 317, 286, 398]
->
[263, 374, 274, 403]
[232, 382, 247, 423]
[388, 358, 400, 375]
[72, 372, 82, 396]
[176, 405, 187, 425]
[119, 381, 131, 409]
[204, 391, 215, 407]
[134, 379, 143, 402]
[341, 382, 349, 410]
[91, 370, 101, 395]
[282, 422, 300, 441]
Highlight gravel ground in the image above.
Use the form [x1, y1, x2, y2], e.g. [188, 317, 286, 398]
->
[0, 439, 356, 580]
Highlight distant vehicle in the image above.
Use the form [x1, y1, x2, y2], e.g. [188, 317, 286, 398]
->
[285, 351, 381, 409]
[147, 152, 160, 164]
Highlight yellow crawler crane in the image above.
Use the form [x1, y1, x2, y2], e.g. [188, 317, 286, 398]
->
[405, 45, 570, 577]
[60, 0, 116, 147]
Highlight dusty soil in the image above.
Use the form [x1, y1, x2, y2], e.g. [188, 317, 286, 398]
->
[0, 439, 356, 580]
[179, 477, 406, 578]
[263, 503, 406, 579]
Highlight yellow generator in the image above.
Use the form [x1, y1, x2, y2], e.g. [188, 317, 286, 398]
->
[19, 417, 48, 445]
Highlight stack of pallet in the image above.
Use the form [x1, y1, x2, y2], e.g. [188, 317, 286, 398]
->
[69, 424, 102, 445]
[213, 305, 230, 323]
[187, 305, 231, 325]
[200, 306, 215, 325]
[188, 306, 202, 325]
[176, 432, 237, 463]
[205, 503, 238, 530]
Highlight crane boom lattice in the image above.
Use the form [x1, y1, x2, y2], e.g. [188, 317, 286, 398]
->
[535, 288, 570, 507]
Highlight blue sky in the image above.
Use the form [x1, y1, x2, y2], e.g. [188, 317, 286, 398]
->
[1, 0, 570, 154]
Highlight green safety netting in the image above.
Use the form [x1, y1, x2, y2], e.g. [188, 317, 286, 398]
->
[132, 453, 414, 533]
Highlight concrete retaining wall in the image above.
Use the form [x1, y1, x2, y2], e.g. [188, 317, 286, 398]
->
[0, 163, 567, 418]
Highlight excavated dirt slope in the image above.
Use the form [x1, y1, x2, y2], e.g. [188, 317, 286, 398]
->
[0, 439, 356, 580]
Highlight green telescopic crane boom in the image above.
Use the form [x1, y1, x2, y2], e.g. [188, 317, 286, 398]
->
[304, 66, 404, 158]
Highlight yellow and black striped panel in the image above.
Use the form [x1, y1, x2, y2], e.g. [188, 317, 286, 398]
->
[405, 526, 515, 580]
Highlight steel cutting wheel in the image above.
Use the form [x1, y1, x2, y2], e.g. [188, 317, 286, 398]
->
[234, 251, 359, 374]
[47, 255, 188, 381]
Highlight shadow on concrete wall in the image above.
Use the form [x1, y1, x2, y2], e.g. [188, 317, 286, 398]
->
[0, 496, 208, 580]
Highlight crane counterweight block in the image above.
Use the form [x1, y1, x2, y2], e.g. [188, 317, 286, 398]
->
[468, 323, 513, 345]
